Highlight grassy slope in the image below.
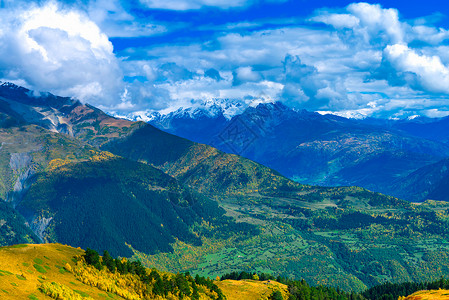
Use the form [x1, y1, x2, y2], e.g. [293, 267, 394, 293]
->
[403, 289, 449, 299]
[0, 243, 124, 300]
[68, 104, 142, 148]
[215, 279, 288, 300]
[0, 243, 235, 300]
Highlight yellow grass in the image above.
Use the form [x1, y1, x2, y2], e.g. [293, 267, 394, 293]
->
[403, 289, 449, 300]
[0, 243, 126, 300]
[215, 279, 289, 300]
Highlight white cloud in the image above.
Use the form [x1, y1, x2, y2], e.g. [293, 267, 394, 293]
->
[0, 1, 123, 107]
[2, 1, 449, 119]
[411, 25, 449, 45]
[383, 44, 449, 94]
[347, 2, 404, 44]
[312, 14, 360, 29]
[233, 66, 262, 85]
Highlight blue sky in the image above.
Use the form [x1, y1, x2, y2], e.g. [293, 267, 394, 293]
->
[1, 0, 449, 119]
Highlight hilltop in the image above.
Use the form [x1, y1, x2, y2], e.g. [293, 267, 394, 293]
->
[403, 289, 449, 299]
[0, 243, 104, 300]
[0, 243, 225, 300]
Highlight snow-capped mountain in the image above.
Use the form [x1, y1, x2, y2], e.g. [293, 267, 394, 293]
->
[118, 98, 246, 123]
[131, 100, 449, 201]
[112, 98, 249, 143]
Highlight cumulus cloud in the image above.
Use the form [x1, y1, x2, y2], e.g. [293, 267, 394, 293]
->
[2, 1, 449, 119]
[281, 55, 321, 107]
[233, 66, 262, 85]
[383, 44, 449, 94]
[0, 1, 123, 107]
[303, 2, 449, 118]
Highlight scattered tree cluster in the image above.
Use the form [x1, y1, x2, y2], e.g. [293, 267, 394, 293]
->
[220, 271, 360, 300]
[83, 248, 224, 299]
[221, 270, 449, 300]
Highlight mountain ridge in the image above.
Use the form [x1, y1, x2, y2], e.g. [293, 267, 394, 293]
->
[3, 83, 449, 291]
[142, 101, 449, 200]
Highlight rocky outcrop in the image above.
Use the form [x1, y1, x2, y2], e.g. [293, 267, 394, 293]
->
[30, 215, 53, 243]
[7, 153, 37, 208]
[9, 152, 32, 172]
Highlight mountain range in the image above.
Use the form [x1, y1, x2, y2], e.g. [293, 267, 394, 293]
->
[143, 101, 449, 202]
[2, 82, 449, 292]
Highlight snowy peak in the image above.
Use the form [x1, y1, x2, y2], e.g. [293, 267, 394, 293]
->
[118, 98, 248, 124]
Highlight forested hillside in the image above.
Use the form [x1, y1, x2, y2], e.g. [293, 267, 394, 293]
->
[2, 83, 449, 292]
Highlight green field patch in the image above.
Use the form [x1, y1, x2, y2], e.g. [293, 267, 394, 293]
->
[16, 274, 26, 280]
[33, 264, 47, 274]
[28, 294, 39, 300]
[22, 262, 30, 267]
[69, 281, 77, 285]
[33, 258, 43, 265]
[10, 282, 17, 286]
[2, 289, 9, 294]
[9, 244, 27, 248]
[44, 265, 51, 270]
[59, 268, 66, 274]
[26, 269, 33, 274]
[73, 289, 90, 297]
[43, 256, 50, 260]
[0, 269, 13, 275]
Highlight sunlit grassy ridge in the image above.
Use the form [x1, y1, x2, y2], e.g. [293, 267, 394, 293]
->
[402, 289, 449, 299]
[0, 243, 228, 300]
[215, 279, 288, 300]
[0, 243, 121, 300]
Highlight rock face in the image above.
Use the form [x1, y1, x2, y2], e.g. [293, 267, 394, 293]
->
[7, 153, 37, 208]
[30, 215, 53, 243]
[9, 152, 32, 172]
[0, 82, 78, 134]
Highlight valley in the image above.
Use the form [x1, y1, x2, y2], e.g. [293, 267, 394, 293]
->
[3, 0, 449, 298]
[1, 83, 449, 296]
